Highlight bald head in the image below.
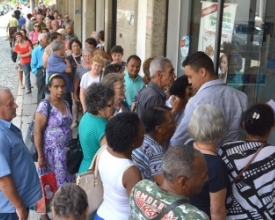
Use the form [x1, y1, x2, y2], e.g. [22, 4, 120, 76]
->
[51, 20, 59, 32]
[65, 24, 73, 35]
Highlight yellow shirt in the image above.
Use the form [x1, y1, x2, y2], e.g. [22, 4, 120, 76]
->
[9, 18, 19, 27]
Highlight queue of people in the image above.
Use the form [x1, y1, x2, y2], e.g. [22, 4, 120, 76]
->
[2, 6, 275, 220]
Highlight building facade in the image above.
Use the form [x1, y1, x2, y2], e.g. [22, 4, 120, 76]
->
[55, 0, 275, 104]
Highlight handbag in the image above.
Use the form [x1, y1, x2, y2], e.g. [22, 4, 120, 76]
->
[66, 135, 83, 174]
[153, 198, 188, 220]
[35, 172, 58, 213]
[232, 143, 266, 183]
[25, 100, 52, 162]
[76, 145, 108, 216]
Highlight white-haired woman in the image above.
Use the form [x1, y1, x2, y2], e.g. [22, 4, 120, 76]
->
[188, 104, 229, 220]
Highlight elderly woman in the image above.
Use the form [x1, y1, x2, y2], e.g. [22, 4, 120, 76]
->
[34, 74, 75, 220]
[72, 48, 93, 127]
[188, 104, 228, 220]
[52, 183, 88, 220]
[219, 104, 275, 219]
[80, 54, 105, 112]
[78, 83, 115, 174]
[95, 112, 144, 220]
[29, 21, 42, 46]
[102, 73, 129, 112]
[132, 105, 177, 185]
[14, 32, 33, 94]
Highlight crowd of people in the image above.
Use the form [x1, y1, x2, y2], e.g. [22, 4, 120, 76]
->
[1, 5, 275, 220]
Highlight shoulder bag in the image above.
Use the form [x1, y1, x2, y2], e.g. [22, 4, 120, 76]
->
[76, 145, 108, 216]
[232, 143, 266, 184]
[25, 100, 52, 162]
[153, 198, 188, 220]
[66, 135, 83, 174]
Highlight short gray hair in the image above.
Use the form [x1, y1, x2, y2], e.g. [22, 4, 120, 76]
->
[52, 183, 88, 220]
[52, 39, 65, 52]
[0, 86, 11, 105]
[82, 48, 93, 56]
[188, 104, 226, 143]
[162, 145, 203, 182]
[57, 28, 66, 36]
[38, 33, 48, 41]
[149, 56, 171, 78]
[101, 72, 123, 89]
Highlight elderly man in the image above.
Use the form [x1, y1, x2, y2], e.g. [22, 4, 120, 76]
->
[0, 86, 41, 220]
[170, 51, 248, 148]
[51, 20, 59, 32]
[45, 17, 53, 33]
[29, 14, 46, 31]
[65, 24, 78, 40]
[136, 56, 176, 117]
[47, 39, 72, 109]
[62, 15, 74, 28]
[129, 145, 209, 219]
[31, 33, 49, 104]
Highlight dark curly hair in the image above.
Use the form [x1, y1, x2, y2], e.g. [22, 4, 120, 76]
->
[141, 105, 171, 134]
[69, 38, 82, 50]
[242, 103, 274, 136]
[85, 83, 114, 115]
[169, 75, 191, 99]
[106, 112, 141, 152]
[52, 183, 88, 220]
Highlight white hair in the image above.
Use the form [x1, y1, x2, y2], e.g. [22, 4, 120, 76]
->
[38, 33, 48, 41]
[57, 28, 66, 36]
[188, 104, 226, 143]
[0, 86, 11, 105]
[149, 56, 171, 78]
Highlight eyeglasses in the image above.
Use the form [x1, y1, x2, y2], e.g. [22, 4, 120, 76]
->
[34, 25, 40, 28]
[114, 85, 125, 90]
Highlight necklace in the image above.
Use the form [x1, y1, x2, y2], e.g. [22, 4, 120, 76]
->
[195, 142, 216, 155]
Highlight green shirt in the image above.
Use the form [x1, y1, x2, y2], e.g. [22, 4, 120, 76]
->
[9, 17, 19, 27]
[129, 180, 210, 220]
[124, 71, 145, 106]
[78, 113, 107, 174]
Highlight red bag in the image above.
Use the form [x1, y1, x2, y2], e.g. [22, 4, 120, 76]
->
[36, 172, 58, 213]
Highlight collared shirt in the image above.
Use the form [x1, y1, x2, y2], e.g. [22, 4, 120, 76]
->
[136, 81, 166, 118]
[31, 44, 45, 75]
[170, 79, 248, 149]
[47, 53, 73, 92]
[0, 119, 41, 213]
[65, 33, 78, 40]
[132, 135, 164, 181]
[124, 71, 145, 106]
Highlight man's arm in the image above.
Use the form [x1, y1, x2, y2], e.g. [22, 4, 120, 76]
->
[0, 175, 29, 219]
[64, 58, 72, 73]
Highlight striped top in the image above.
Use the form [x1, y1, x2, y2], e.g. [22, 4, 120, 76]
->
[219, 140, 275, 219]
[132, 135, 164, 180]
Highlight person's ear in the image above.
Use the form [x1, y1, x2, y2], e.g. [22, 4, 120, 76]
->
[198, 67, 207, 78]
[177, 176, 187, 189]
[155, 124, 165, 134]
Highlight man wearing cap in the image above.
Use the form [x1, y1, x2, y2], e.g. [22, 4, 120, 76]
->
[62, 15, 74, 28]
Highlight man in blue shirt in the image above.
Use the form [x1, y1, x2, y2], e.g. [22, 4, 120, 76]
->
[170, 52, 248, 149]
[18, 15, 26, 29]
[31, 33, 49, 104]
[47, 39, 72, 109]
[124, 55, 145, 107]
[0, 86, 41, 220]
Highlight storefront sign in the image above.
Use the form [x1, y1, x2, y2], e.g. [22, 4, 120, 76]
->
[198, 2, 238, 58]
[180, 36, 189, 59]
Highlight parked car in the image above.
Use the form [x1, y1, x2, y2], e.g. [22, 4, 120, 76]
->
[3, 5, 8, 14]
[0, 6, 4, 16]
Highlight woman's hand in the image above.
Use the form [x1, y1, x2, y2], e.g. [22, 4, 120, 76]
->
[38, 156, 47, 169]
